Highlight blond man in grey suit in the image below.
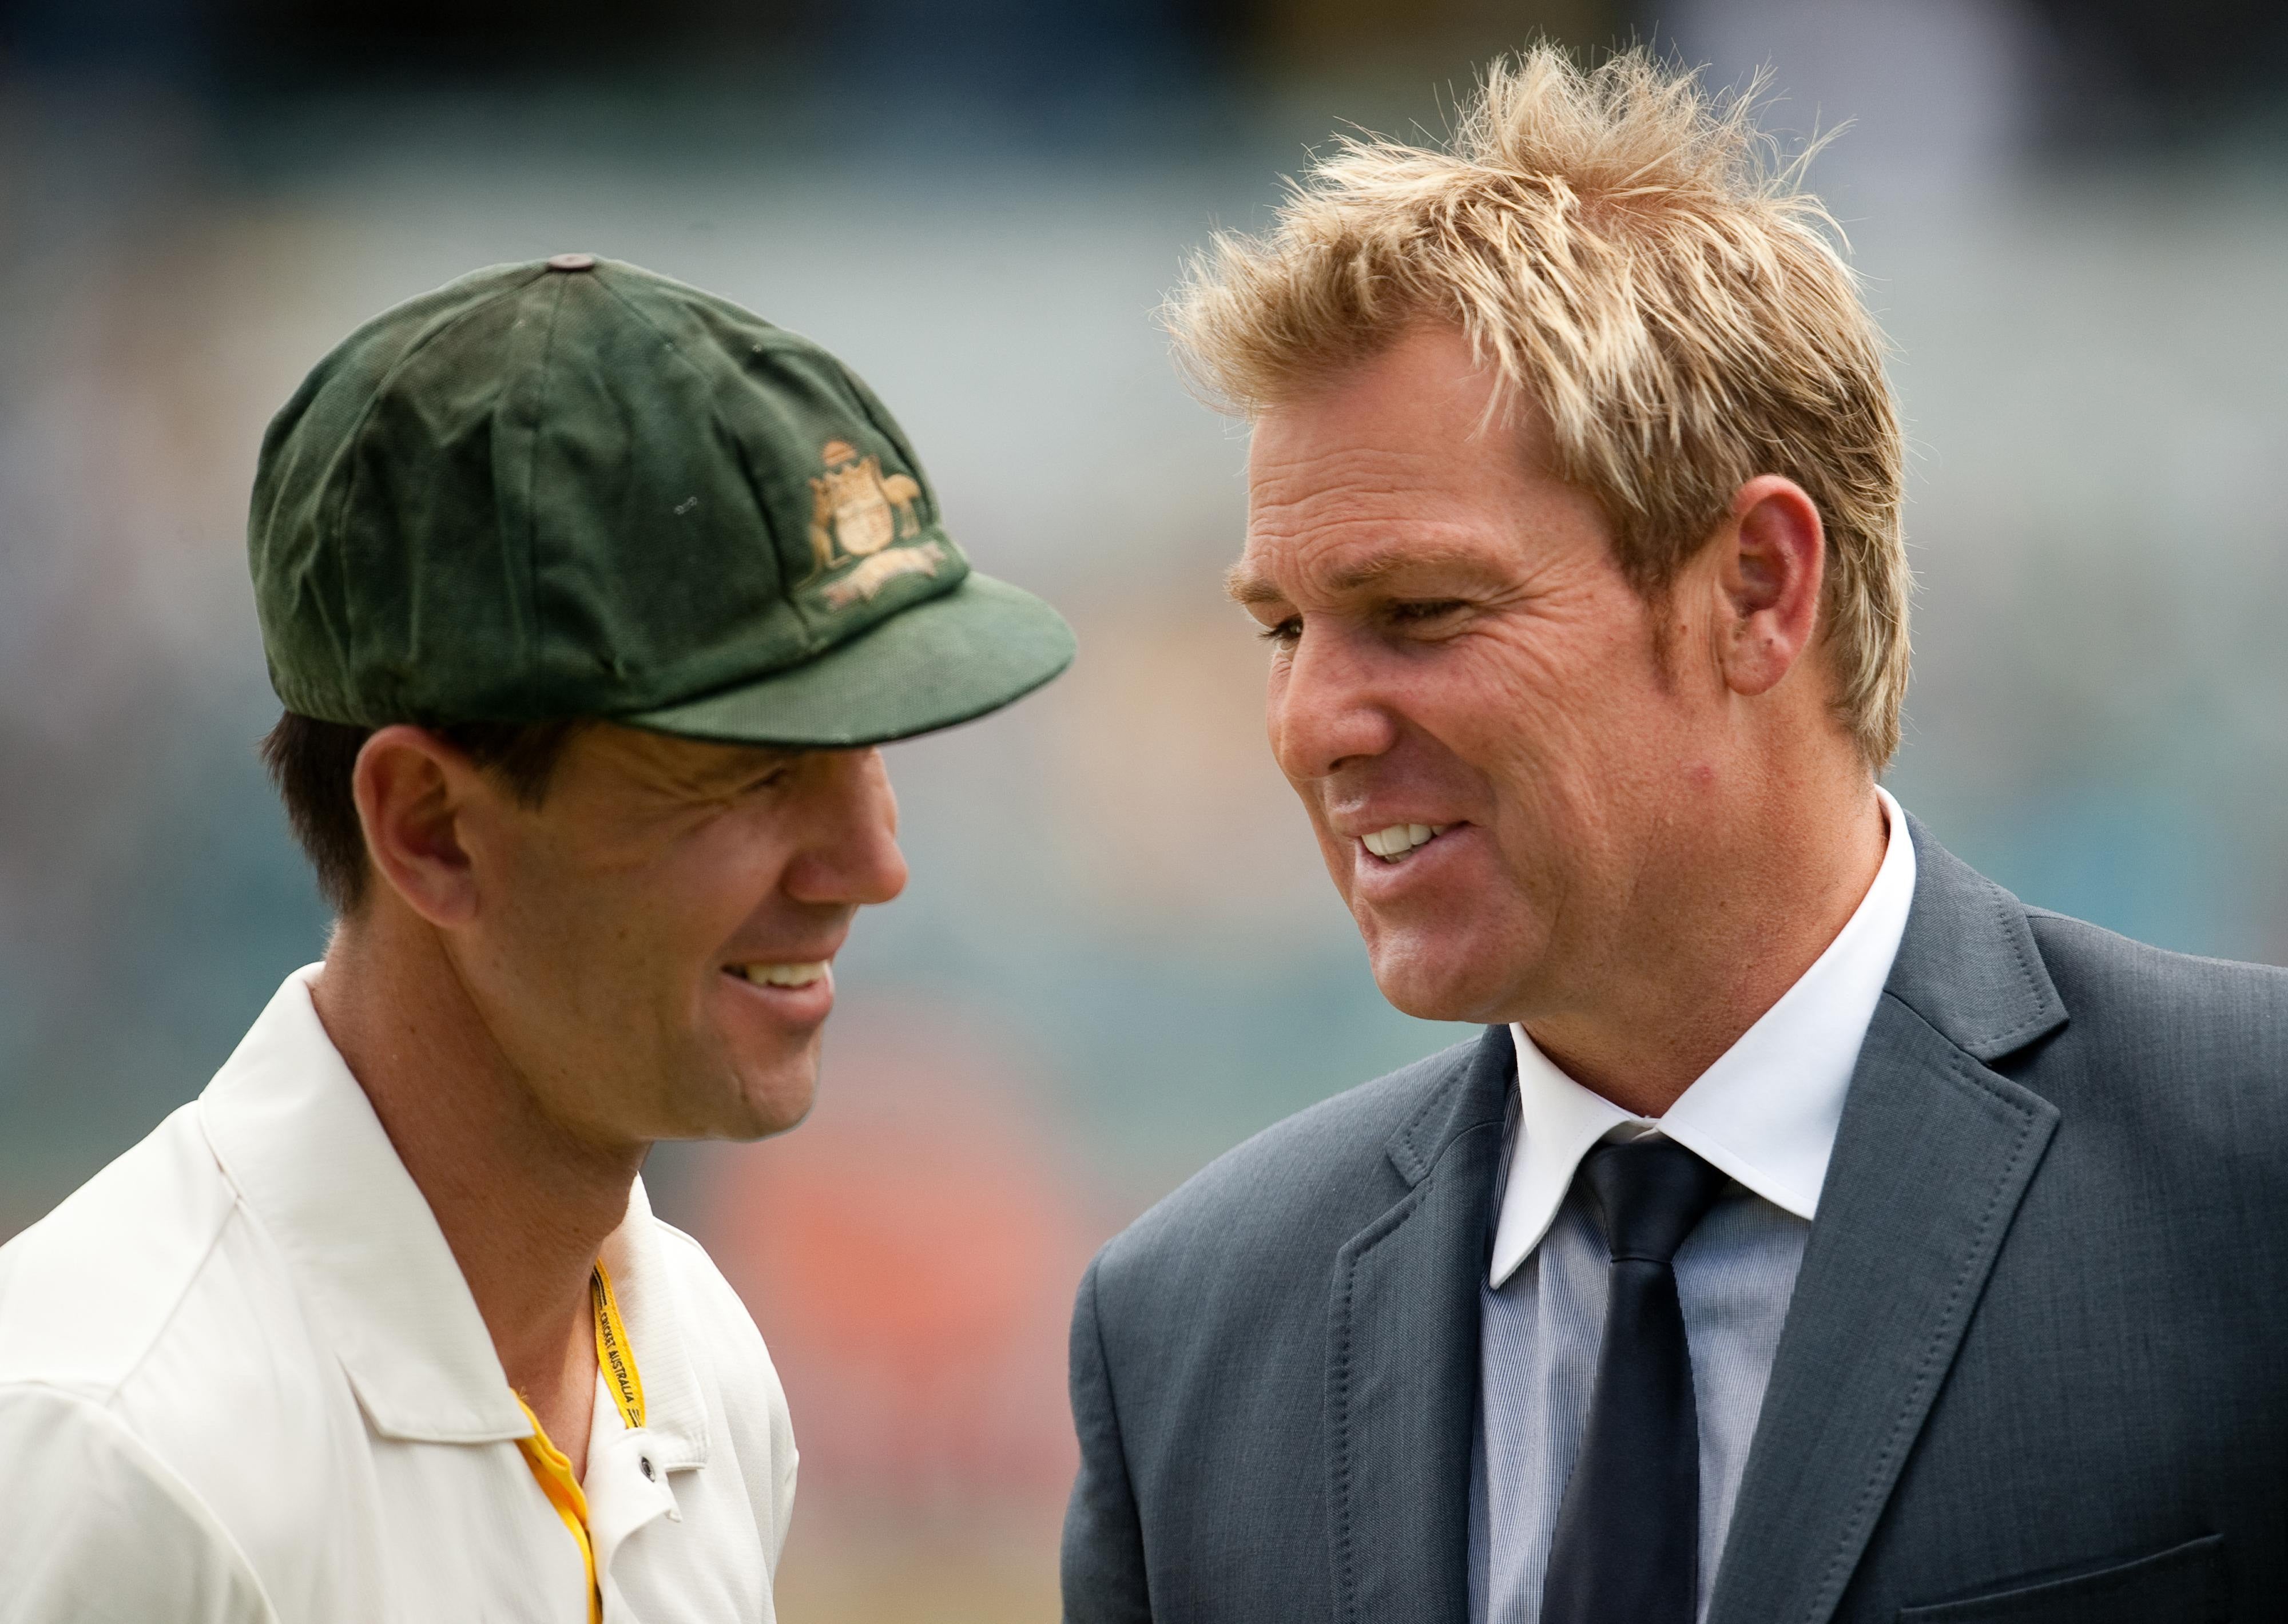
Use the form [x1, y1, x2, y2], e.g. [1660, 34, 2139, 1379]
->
[1064, 48, 2287, 1624]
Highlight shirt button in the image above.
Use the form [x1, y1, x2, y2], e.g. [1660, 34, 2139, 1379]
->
[639, 1456, 656, 1481]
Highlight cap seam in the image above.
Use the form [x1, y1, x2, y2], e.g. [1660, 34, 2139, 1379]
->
[589, 268, 814, 657]
[588, 270, 740, 395]
[590, 273, 944, 666]
[323, 267, 553, 722]
[519, 273, 573, 690]
[839, 362, 936, 518]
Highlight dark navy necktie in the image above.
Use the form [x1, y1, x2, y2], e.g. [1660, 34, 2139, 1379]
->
[1542, 1138, 1728, 1624]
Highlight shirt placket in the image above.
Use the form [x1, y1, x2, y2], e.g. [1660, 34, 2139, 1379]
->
[585, 1422, 683, 1618]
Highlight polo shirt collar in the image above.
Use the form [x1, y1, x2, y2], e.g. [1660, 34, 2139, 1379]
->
[1488, 787, 1918, 1287]
[198, 965, 708, 1467]
[595, 1180, 709, 1472]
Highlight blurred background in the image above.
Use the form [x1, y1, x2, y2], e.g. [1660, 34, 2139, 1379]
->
[2, 0, 2284, 1615]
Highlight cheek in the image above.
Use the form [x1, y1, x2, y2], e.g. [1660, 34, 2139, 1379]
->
[1432, 621, 1674, 849]
[487, 839, 605, 962]
[506, 869, 663, 1015]
[1263, 657, 1293, 761]
[495, 836, 740, 996]
[654, 825, 784, 955]
[1427, 633, 1591, 784]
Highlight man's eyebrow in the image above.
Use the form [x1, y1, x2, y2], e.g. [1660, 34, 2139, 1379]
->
[1226, 544, 1503, 606]
[724, 747, 800, 779]
[1224, 562, 1286, 606]
[673, 745, 800, 793]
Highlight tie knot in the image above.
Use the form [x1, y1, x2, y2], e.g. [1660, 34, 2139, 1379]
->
[1580, 1139, 1726, 1265]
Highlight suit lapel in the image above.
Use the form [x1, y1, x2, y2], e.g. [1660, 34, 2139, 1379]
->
[1327, 1025, 1513, 1624]
[1709, 823, 2068, 1624]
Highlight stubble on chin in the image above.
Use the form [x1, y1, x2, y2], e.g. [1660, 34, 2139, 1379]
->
[1360, 920, 1461, 1023]
[740, 1046, 825, 1140]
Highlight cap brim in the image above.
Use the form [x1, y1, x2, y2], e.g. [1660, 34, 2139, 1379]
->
[618, 573, 1075, 748]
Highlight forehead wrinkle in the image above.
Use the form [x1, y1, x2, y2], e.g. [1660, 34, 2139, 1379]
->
[1249, 440, 1434, 515]
[1249, 451, 1503, 558]
[1246, 423, 1532, 603]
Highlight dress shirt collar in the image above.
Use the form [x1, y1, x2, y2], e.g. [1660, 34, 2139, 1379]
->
[198, 964, 709, 1464]
[1489, 787, 1917, 1287]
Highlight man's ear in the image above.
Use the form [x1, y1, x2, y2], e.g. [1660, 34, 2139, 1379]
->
[351, 726, 484, 928]
[1715, 475, 1826, 699]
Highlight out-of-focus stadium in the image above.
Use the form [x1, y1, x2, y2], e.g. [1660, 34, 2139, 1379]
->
[3, 0, 2283, 1614]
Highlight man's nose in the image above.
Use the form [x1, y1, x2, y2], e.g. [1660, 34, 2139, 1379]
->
[786, 748, 909, 906]
[1269, 624, 1399, 783]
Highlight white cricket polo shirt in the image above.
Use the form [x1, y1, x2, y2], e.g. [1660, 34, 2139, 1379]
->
[0, 966, 797, 1623]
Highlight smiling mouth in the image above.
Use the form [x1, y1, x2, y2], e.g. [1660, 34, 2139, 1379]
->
[1360, 823, 1455, 863]
[726, 962, 830, 988]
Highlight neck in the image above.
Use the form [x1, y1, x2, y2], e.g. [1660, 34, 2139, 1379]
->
[309, 908, 643, 1400]
[1523, 760, 1889, 1119]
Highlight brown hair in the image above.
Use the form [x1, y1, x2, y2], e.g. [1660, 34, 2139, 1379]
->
[260, 712, 585, 914]
[1167, 45, 1911, 765]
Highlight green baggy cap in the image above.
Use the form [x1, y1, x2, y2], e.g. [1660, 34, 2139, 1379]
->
[248, 254, 1075, 747]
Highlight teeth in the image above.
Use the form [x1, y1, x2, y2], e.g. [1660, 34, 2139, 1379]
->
[732, 962, 828, 988]
[1361, 824, 1453, 861]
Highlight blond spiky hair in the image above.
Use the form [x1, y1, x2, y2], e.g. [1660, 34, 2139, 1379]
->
[1170, 45, 1910, 768]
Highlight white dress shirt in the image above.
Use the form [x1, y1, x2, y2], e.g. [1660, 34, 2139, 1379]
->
[0, 966, 798, 1623]
[1471, 788, 1917, 1624]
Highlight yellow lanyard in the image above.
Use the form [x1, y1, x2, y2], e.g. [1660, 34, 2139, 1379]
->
[591, 1264, 645, 1430]
[516, 1262, 645, 1624]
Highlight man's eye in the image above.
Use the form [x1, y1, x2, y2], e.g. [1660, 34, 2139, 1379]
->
[1257, 616, 1302, 645]
[1391, 599, 1467, 626]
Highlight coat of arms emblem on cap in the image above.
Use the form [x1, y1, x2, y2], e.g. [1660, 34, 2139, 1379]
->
[807, 438, 923, 577]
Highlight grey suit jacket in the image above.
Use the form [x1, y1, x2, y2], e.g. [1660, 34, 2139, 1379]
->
[1063, 822, 2288, 1623]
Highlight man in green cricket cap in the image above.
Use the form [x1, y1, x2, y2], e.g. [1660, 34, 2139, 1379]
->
[0, 254, 1074, 1623]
